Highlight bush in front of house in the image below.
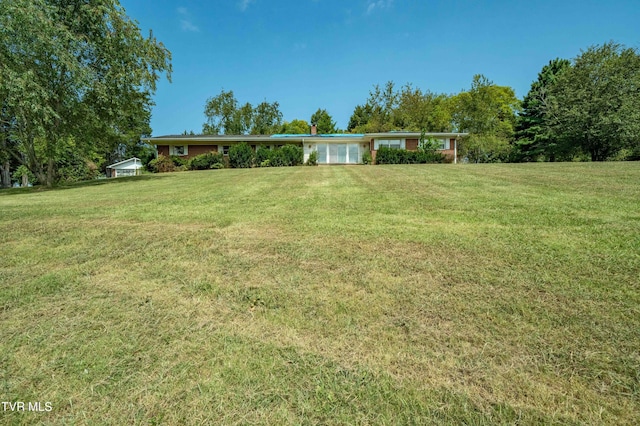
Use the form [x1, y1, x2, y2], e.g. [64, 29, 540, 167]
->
[255, 146, 270, 166]
[188, 152, 225, 170]
[280, 145, 303, 166]
[375, 147, 445, 165]
[148, 155, 175, 173]
[256, 145, 303, 167]
[229, 142, 254, 168]
[362, 151, 372, 165]
[305, 150, 318, 166]
[170, 155, 188, 167]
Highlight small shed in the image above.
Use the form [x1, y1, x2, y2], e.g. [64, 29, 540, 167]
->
[107, 158, 143, 178]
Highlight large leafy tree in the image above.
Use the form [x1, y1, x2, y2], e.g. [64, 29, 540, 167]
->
[202, 90, 253, 134]
[348, 81, 399, 133]
[347, 104, 373, 132]
[202, 91, 282, 135]
[451, 75, 520, 162]
[348, 82, 453, 133]
[310, 108, 337, 134]
[514, 58, 570, 161]
[395, 84, 452, 132]
[546, 42, 640, 161]
[0, 0, 171, 186]
[251, 101, 282, 135]
[280, 119, 310, 134]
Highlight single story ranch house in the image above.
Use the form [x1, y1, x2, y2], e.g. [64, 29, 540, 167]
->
[143, 126, 467, 164]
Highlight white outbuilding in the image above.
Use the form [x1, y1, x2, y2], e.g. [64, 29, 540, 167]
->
[107, 158, 143, 178]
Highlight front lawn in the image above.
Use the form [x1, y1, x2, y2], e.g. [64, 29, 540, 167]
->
[1, 163, 638, 424]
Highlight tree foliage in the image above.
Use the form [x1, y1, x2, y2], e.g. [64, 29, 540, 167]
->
[0, 0, 171, 186]
[251, 101, 283, 135]
[348, 81, 399, 132]
[514, 59, 571, 161]
[545, 42, 640, 161]
[395, 85, 452, 132]
[280, 119, 310, 134]
[451, 75, 520, 162]
[347, 81, 453, 133]
[202, 90, 282, 135]
[310, 108, 337, 134]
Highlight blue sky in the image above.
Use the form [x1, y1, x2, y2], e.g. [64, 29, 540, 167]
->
[120, 0, 640, 135]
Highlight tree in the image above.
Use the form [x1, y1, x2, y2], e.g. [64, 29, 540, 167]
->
[451, 75, 520, 162]
[251, 101, 282, 135]
[514, 58, 571, 161]
[348, 82, 453, 133]
[202, 90, 251, 134]
[347, 104, 373, 132]
[202, 92, 282, 135]
[310, 109, 337, 134]
[280, 119, 310, 134]
[348, 81, 399, 133]
[545, 42, 640, 161]
[0, 0, 171, 186]
[395, 84, 452, 132]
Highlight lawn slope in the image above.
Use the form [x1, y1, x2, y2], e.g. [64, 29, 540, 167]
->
[1, 163, 639, 425]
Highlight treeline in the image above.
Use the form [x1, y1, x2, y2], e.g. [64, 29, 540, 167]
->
[346, 42, 640, 162]
[200, 90, 337, 136]
[202, 41, 640, 164]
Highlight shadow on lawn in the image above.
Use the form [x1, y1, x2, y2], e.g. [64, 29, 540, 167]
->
[0, 174, 172, 196]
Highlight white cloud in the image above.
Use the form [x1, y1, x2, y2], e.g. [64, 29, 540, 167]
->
[180, 20, 200, 32]
[366, 0, 393, 15]
[239, 0, 255, 11]
[177, 7, 199, 32]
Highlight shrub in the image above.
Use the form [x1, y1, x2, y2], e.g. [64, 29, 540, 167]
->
[256, 145, 303, 167]
[229, 142, 254, 168]
[12, 165, 36, 186]
[269, 149, 286, 167]
[188, 152, 225, 170]
[148, 155, 175, 173]
[170, 155, 188, 167]
[375, 147, 445, 165]
[376, 147, 398, 164]
[362, 151, 372, 165]
[255, 146, 270, 165]
[306, 150, 318, 166]
[281, 144, 303, 166]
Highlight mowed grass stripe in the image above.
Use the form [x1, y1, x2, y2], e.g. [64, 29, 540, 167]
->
[1, 162, 638, 425]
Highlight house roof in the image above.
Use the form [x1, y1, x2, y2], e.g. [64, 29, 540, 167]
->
[142, 132, 468, 145]
[107, 157, 142, 168]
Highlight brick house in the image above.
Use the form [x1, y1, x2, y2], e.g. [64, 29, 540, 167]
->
[143, 126, 467, 164]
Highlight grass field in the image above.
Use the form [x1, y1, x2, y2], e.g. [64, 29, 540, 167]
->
[1, 163, 639, 425]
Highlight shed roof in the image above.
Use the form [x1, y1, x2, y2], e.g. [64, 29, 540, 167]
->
[107, 157, 142, 168]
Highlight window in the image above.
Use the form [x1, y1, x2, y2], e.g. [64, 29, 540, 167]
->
[170, 145, 188, 156]
[375, 139, 404, 150]
[222, 146, 230, 155]
[348, 144, 359, 163]
[317, 144, 327, 163]
[437, 139, 450, 150]
[329, 144, 339, 163]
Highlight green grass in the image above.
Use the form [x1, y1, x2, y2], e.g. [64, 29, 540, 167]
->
[1, 163, 639, 425]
